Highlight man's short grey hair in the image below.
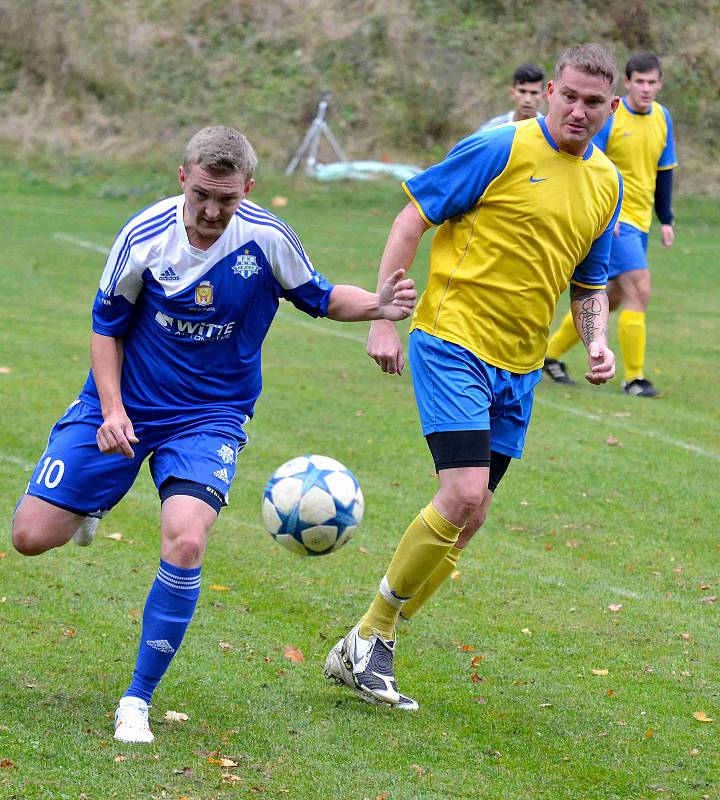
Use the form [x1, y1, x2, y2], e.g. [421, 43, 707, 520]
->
[555, 43, 619, 91]
[184, 126, 258, 179]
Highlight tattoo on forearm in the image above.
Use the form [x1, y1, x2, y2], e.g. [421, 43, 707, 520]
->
[570, 286, 608, 347]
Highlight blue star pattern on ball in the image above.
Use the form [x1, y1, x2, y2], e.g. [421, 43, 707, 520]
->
[262, 455, 364, 556]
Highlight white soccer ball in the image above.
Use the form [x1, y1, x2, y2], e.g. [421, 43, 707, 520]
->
[262, 455, 364, 556]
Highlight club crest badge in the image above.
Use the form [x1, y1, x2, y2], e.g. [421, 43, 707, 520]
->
[232, 249, 261, 279]
[195, 281, 213, 306]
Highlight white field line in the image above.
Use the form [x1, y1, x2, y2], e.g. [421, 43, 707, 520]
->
[535, 396, 720, 462]
[51, 232, 720, 463]
[53, 232, 111, 255]
[0, 453, 34, 470]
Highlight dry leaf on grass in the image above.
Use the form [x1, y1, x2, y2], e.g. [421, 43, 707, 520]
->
[283, 645, 304, 663]
[209, 584, 231, 592]
[0, 552, 7, 559]
[607, 604, 623, 612]
[450, 570, 461, 580]
[540, 702, 553, 708]
[164, 710, 189, 722]
[591, 669, 609, 676]
[410, 764, 426, 776]
[521, 628, 531, 635]
[470, 673, 483, 683]
[114, 755, 127, 763]
[0, 759, 16, 769]
[218, 640, 234, 651]
[127, 608, 141, 621]
[222, 773, 243, 784]
[104, 532, 124, 541]
[357, 547, 369, 554]
[693, 711, 714, 723]
[680, 632, 691, 641]
[0, 367, 12, 374]
[605, 435, 622, 447]
[63, 627, 77, 638]
[699, 596, 716, 604]
[470, 655, 484, 668]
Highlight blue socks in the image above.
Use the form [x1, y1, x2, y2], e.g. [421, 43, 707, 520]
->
[124, 559, 201, 704]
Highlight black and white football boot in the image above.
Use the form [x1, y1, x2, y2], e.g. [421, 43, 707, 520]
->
[324, 624, 419, 710]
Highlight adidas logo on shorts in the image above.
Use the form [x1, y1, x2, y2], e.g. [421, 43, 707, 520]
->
[213, 468, 230, 484]
[146, 639, 175, 654]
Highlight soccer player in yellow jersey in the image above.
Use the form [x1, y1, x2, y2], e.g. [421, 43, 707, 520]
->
[324, 44, 623, 709]
[544, 52, 677, 397]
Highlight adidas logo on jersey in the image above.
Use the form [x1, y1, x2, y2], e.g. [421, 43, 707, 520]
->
[146, 639, 175, 654]
[159, 266, 180, 281]
[213, 468, 230, 484]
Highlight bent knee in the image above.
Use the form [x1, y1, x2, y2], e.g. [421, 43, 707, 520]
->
[162, 533, 205, 567]
[12, 522, 50, 556]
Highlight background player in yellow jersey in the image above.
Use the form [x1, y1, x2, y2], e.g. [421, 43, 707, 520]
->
[325, 44, 622, 709]
[544, 52, 677, 397]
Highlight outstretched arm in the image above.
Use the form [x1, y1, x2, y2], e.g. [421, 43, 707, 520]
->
[570, 284, 615, 385]
[326, 268, 416, 322]
[367, 202, 430, 375]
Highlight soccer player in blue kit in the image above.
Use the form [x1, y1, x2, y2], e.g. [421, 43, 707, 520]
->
[11, 126, 416, 743]
[325, 44, 623, 709]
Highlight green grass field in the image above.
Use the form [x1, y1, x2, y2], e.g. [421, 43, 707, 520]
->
[1, 170, 718, 800]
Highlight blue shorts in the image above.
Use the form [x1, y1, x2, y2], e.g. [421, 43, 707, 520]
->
[409, 330, 541, 459]
[608, 222, 649, 279]
[26, 399, 246, 516]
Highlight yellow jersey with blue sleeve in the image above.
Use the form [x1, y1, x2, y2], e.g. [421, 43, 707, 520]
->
[593, 98, 677, 232]
[403, 118, 623, 374]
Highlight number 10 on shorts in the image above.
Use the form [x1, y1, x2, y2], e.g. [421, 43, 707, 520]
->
[36, 457, 65, 489]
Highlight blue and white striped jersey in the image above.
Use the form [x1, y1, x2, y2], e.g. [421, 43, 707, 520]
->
[80, 195, 333, 436]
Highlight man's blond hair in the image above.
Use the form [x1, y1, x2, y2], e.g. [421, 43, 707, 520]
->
[184, 126, 257, 179]
[554, 43, 618, 90]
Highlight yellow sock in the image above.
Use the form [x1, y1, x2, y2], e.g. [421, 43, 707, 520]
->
[546, 311, 580, 360]
[618, 309, 646, 382]
[359, 503, 462, 640]
[400, 545, 463, 620]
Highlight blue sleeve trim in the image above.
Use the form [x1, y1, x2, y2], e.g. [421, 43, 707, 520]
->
[402, 126, 515, 224]
[654, 168, 674, 225]
[282, 277, 334, 318]
[658, 106, 678, 169]
[91, 290, 135, 336]
[572, 168, 623, 286]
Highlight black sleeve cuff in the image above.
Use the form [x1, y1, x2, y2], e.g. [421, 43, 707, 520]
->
[654, 169, 674, 226]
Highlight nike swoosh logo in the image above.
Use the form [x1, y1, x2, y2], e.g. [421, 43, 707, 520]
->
[529, 177, 548, 183]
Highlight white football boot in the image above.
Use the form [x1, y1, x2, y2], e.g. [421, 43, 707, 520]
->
[324, 624, 419, 710]
[71, 515, 100, 547]
[113, 696, 154, 743]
